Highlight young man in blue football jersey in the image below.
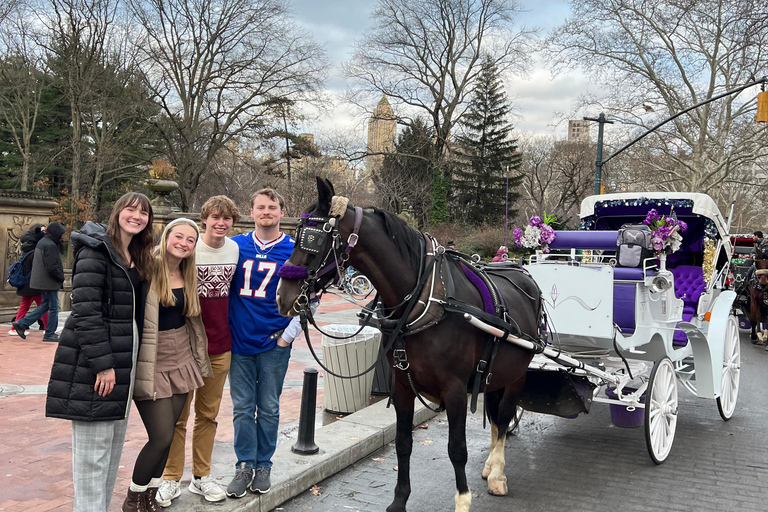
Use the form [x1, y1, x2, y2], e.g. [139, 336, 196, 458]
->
[226, 188, 303, 498]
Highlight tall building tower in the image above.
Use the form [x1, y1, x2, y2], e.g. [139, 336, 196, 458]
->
[366, 95, 396, 172]
[568, 120, 590, 143]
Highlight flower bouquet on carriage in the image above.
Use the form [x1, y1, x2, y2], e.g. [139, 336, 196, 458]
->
[643, 209, 688, 255]
[513, 212, 557, 253]
[643, 208, 688, 270]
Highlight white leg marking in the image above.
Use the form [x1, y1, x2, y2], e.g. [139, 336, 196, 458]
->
[487, 430, 508, 496]
[482, 424, 498, 480]
[455, 490, 472, 512]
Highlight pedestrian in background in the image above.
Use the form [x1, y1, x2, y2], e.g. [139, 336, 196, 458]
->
[45, 192, 154, 512]
[13, 221, 66, 342]
[123, 218, 212, 512]
[492, 246, 508, 262]
[226, 188, 304, 498]
[157, 197, 240, 507]
[9, 223, 47, 336]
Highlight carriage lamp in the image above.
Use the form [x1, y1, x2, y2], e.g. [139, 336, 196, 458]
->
[651, 274, 673, 293]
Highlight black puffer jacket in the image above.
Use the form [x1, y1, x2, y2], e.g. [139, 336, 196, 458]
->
[16, 224, 45, 296]
[29, 222, 65, 291]
[46, 222, 147, 421]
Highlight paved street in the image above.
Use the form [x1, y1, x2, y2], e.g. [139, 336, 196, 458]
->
[279, 331, 768, 512]
[0, 293, 367, 512]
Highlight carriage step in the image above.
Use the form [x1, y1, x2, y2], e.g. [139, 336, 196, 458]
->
[676, 363, 695, 376]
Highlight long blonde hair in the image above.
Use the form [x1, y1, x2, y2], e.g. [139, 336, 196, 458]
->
[155, 218, 200, 317]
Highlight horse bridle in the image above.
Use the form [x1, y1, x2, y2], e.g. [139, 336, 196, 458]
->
[276, 202, 364, 312]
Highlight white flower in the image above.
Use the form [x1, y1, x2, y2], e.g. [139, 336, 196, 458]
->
[522, 225, 542, 249]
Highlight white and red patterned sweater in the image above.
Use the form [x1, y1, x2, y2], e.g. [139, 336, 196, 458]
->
[196, 236, 239, 354]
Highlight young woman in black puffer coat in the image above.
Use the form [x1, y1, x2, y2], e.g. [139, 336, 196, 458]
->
[9, 223, 47, 336]
[45, 192, 155, 512]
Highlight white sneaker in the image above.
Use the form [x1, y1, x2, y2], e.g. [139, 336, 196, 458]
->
[189, 475, 226, 502]
[156, 479, 181, 508]
[7, 329, 28, 336]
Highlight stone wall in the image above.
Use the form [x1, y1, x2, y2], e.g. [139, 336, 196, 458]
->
[0, 191, 60, 322]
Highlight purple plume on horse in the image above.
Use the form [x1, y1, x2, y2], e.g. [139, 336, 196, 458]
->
[277, 264, 308, 279]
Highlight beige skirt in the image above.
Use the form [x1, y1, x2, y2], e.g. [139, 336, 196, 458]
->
[153, 325, 204, 400]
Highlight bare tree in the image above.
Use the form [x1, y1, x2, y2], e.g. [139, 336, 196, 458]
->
[517, 134, 594, 226]
[127, 0, 327, 211]
[547, 0, 768, 203]
[0, 0, 20, 24]
[0, 7, 47, 190]
[345, 0, 535, 222]
[35, 0, 122, 202]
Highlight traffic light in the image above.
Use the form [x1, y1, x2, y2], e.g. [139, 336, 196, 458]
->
[758, 91, 768, 123]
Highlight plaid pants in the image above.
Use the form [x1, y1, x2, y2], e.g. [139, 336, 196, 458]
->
[71, 418, 129, 512]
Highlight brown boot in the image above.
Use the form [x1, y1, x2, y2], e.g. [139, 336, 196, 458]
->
[144, 488, 161, 512]
[121, 489, 148, 512]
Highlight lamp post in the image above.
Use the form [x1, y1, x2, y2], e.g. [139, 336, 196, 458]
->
[586, 77, 768, 194]
[505, 165, 509, 249]
[583, 113, 613, 195]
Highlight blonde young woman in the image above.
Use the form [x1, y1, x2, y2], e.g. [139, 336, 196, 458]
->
[121, 218, 212, 512]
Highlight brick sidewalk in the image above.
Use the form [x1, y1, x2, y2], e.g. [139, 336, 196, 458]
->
[0, 294, 366, 512]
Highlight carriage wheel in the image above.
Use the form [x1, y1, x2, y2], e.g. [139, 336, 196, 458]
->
[507, 405, 524, 435]
[349, 274, 373, 296]
[644, 357, 678, 464]
[717, 315, 741, 421]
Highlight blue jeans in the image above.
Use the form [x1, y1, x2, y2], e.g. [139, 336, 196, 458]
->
[18, 289, 59, 337]
[229, 345, 291, 469]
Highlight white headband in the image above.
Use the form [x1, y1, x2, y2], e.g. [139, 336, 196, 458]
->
[164, 217, 200, 236]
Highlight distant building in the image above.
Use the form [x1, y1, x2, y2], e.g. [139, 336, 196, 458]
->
[568, 120, 590, 143]
[366, 95, 396, 173]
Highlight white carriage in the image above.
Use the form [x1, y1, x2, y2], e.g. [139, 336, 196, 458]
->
[472, 192, 739, 464]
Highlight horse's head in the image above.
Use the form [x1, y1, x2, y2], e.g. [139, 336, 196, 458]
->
[756, 254, 768, 286]
[276, 177, 356, 316]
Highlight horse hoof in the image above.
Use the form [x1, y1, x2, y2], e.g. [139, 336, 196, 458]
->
[481, 465, 491, 480]
[487, 479, 508, 496]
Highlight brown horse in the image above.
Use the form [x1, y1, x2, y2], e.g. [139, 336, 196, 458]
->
[748, 256, 768, 342]
[276, 178, 542, 512]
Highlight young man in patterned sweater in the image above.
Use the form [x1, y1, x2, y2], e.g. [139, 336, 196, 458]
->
[157, 195, 240, 506]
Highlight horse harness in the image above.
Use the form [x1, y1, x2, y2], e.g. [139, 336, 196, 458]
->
[747, 265, 768, 306]
[281, 196, 547, 414]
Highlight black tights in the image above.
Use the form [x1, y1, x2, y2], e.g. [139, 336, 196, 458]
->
[132, 393, 188, 486]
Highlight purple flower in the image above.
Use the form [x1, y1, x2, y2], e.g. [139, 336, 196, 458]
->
[540, 224, 556, 244]
[677, 220, 687, 232]
[513, 228, 523, 247]
[529, 215, 542, 227]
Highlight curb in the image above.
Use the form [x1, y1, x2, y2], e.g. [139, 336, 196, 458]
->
[170, 400, 439, 511]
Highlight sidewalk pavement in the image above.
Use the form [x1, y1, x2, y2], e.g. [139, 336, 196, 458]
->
[0, 293, 436, 512]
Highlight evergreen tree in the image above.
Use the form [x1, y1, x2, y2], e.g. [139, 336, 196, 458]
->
[453, 56, 522, 226]
[374, 118, 433, 229]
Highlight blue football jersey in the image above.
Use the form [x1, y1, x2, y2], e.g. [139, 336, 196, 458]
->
[229, 231, 295, 355]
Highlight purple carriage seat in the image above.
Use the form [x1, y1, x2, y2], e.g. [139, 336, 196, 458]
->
[670, 265, 706, 346]
[613, 267, 657, 335]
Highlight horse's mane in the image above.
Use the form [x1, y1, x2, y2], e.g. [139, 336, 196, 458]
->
[371, 207, 423, 271]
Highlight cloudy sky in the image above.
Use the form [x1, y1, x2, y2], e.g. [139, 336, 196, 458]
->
[290, 0, 600, 143]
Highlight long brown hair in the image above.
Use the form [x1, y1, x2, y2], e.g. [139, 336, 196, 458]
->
[106, 192, 155, 281]
[155, 218, 201, 317]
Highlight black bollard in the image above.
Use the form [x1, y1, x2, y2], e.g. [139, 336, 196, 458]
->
[292, 367, 320, 454]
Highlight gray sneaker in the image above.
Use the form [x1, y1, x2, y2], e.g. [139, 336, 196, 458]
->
[249, 467, 271, 494]
[226, 462, 254, 498]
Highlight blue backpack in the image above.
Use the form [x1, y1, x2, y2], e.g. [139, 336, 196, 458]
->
[7, 251, 32, 288]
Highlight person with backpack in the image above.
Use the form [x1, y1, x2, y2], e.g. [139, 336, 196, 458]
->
[8, 223, 47, 336]
[12, 221, 66, 342]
